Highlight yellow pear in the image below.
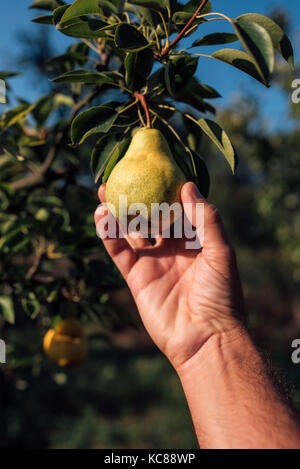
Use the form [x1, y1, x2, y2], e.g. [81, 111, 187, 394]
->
[105, 128, 186, 232]
[43, 318, 87, 368]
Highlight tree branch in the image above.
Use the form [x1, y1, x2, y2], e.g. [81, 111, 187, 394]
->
[134, 92, 152, 128]
[160, 0, 209, 58]
[10, 88, 100, 192]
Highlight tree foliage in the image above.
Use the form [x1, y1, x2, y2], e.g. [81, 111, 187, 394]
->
[0, 1, 294, 347]
[0, 1, 298, 448]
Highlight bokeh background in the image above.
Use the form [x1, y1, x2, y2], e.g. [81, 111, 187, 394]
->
[0, 0, 300, 448]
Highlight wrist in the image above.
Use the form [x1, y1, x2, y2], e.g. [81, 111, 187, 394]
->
[175, 323, 250, 380]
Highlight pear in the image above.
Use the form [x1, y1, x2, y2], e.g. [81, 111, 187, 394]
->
[105, 127, 187, 232]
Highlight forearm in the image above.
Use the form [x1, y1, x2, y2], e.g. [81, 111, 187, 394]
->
[177, 327, 300, 449]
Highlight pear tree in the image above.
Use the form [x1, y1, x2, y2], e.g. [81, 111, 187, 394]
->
[0, 0, 294, 337]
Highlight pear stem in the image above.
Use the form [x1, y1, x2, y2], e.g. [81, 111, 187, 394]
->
[134, 92, 152, 128]
[160, 0, 209, 58]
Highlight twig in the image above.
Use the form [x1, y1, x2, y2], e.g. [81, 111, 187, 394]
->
[26, 238, 45, 280]
[160, 0, 210, 58]
[158, 11, 169, 49]
[82, 39, 99, 54]
[134, 92, 152, 128]
[137, 105, 146, 127]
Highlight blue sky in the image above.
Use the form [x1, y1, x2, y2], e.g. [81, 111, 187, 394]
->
[1, 0, 299, 131]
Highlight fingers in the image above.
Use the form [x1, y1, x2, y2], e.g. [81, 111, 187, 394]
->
[181, 182, 231, 252]
[98, 183, 106, 203]
[100, 184, 152, 251]
[94, 204, 137, 278]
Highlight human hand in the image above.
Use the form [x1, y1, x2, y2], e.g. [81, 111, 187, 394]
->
[94, 182, 245, 371]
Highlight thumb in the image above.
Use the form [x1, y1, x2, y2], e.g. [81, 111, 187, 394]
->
[181, 182, 232, 254]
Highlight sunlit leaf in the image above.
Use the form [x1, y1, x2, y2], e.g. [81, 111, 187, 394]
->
[233, 18, 274, 85]
[212, 49, 267, 86]
[0, 295, 15, 324]
[59, 0, 100, 26]
[193, 32, 238, 47]
[52, 70, 122, 85]
[196, 118, 238, 173]
[22, 292, 40, 319]
[237, 13, 294, 68]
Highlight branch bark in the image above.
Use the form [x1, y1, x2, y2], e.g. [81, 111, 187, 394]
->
[160, 0, 210, 58]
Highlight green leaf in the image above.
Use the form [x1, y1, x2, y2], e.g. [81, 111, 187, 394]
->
[182, 0, 211, 14]
[233, 18, 274, 86]
[32, 14, 54, 24]
[91, 134, 117, 182]
[192, 32, 238, 47]
[0, 295, 15, 324]
[21, 292, 40, 319]
[124, 48, 154, 91]
[237, 13, 294, 68]
[191, 151, 210, 198]
[31, 95, 54, 126]
[212, 49, 267, 86]
[53, 93, 75, 108]
[71, 103, 120, 145]
[59, 0, 100, 26]
[1, 139, 21, 159]
[171, 55, 198, 82]
[2, 103, 36, 128]
[115, 23, 149, 51]
[0, 71, 20, 80]
[175, 79, 216, 113]
[130, 0, 167, 12]
[113, 106, 139, 127]
[91, 133, 131, 183]
[59, 18, 120, 39]
[183, 114, 202, 151]
[132, 5, 160, 27]
[103, 136, 131, 182]
[52, 70, 122, 85]
[0, 224, 31, 253]
[172, 11, 206, 27]
[180, 78, 221, 99]
[29, 0, 65, 10]
[172, 0, 211, 25]
[47, 43, 90, 68]
[196, 118, 238, 173]
[53, 4, 69, 26]
[164, 62, 176, 96]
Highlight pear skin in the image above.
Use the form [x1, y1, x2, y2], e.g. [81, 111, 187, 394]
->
[105, 128, 187, 232]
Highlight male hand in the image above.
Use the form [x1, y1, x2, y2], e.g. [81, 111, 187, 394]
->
[95, 182, 244, 370]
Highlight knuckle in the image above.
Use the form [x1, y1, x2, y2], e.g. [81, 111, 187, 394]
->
[207, 203, 220, 222]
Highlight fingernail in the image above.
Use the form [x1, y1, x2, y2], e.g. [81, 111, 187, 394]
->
[188, 182, 203, 199]
[95, 204, 107, 216]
